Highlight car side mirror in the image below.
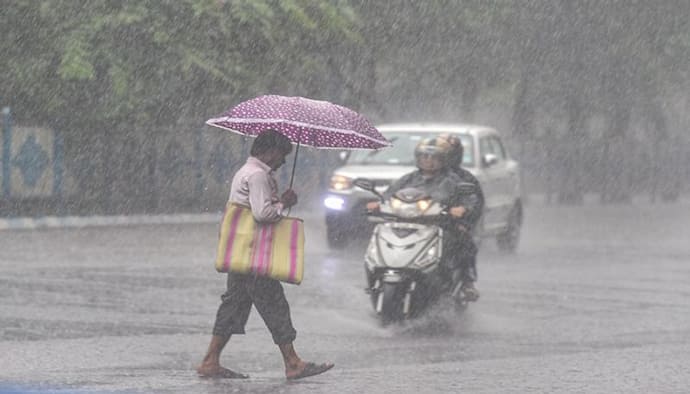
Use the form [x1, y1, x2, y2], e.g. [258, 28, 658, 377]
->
[482, 153, 498, 168]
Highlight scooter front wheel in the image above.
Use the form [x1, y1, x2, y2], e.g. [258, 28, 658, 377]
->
[379, 283, 404, 323]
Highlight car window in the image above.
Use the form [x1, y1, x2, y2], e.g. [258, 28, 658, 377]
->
[479, 137, 492, 158]
[480, 136, 506, 166]
[347, 132, 423, 165]
[489, 137, 506, 160]
[457, 134, 475, 167]
[346, 131, 475, 167]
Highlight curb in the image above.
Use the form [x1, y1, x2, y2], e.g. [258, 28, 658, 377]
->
[0, 209, 323, 231]
[0, 213, 222, 231]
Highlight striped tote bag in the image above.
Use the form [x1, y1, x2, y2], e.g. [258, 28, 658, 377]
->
[215, 203, 305, 285]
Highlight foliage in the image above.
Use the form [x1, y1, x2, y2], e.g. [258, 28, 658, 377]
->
[1, 0, 688, 210]
[0, 0, 360, 131]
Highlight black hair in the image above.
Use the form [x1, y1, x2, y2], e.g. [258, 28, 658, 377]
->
[250, 129, 293, 156]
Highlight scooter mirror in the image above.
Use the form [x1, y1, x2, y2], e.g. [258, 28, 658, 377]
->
[353, 178, 375, 192]
[353, 178, 385, 202]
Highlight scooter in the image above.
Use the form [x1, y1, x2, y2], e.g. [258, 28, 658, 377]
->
[354, 178, 476, 324]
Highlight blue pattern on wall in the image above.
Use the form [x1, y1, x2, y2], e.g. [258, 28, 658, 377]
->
[12, 135, 49, 188]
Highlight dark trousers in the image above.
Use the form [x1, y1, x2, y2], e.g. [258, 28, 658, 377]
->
[212, 273, 297, 345]
[443, 229, 478, 282]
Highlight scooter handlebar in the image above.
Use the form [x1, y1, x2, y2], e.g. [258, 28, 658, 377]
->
[364, 208, 450, 225]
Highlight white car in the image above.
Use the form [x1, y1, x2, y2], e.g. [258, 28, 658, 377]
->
[323, 123, 523, 252]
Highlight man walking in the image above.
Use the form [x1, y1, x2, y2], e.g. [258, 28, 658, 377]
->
[197, 129, 334, 380]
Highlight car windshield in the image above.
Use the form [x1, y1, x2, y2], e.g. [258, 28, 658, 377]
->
[347, 132, 475, 167]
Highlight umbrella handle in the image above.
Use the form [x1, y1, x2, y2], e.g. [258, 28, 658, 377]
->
[289, 140, 300, 189]
[286, 130, 302, 217]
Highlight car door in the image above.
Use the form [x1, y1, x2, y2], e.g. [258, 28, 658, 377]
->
[478, 136, 502, 231]
[478, 134, 518, 231]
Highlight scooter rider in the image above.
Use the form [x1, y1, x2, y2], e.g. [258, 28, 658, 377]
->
[366, 137, 482, 301]
[438, 133, 485, 301]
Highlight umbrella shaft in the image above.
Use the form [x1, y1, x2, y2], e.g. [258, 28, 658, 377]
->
[289, 141, 300, 189]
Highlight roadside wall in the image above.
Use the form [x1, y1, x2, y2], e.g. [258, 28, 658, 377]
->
[1, 118, 340, 217]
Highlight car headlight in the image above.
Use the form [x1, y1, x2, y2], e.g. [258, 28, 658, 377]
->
[330, 175, 353, 191]
[323, 196, 345, 210]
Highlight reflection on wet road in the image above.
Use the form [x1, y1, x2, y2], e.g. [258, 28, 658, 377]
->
[1, 198, 689, 393]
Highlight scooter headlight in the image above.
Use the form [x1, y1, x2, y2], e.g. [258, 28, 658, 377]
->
[390, 198, 431, 218]
[416, 199, 431, 212]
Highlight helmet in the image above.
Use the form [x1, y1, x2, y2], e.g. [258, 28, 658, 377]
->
[414, 137, 451, 172]
[438, 133, 463, 168]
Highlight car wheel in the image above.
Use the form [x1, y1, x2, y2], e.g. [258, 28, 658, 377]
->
[497, 203, 522, 253]
[326, 223, 348, 249]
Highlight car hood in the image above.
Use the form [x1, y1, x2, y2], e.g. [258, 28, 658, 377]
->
[332, 165, 417, 182]
[333, 165, 479, 179]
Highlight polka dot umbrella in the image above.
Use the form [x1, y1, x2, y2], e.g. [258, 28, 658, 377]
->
[206, 95, 391, 187]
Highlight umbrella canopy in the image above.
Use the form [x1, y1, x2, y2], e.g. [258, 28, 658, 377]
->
[205, 95, 391, 150]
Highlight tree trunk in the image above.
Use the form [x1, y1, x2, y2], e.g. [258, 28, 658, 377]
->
[460, 75, 479, 121]
[557, 95, 586, 205]
[600, 105, 632, 204]
[511, 65, 535, 200]
[600, 55, 634, 204]
[647, 101, 677, 202]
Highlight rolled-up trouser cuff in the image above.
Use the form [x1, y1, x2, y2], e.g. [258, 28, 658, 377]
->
[212, 273, 297, 344]
[272, 329, 297, 345]
[212, 325, 245, 338]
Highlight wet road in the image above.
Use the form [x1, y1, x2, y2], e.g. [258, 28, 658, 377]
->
[1, 197, 689, 393]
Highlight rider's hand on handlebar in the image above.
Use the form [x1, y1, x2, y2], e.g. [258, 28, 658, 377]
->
[449, 206, 466, 218]
[366, 201, 381, 212]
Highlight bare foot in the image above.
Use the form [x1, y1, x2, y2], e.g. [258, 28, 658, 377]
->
[286, 361, 334, 380]
[197, 364, 249, 379]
